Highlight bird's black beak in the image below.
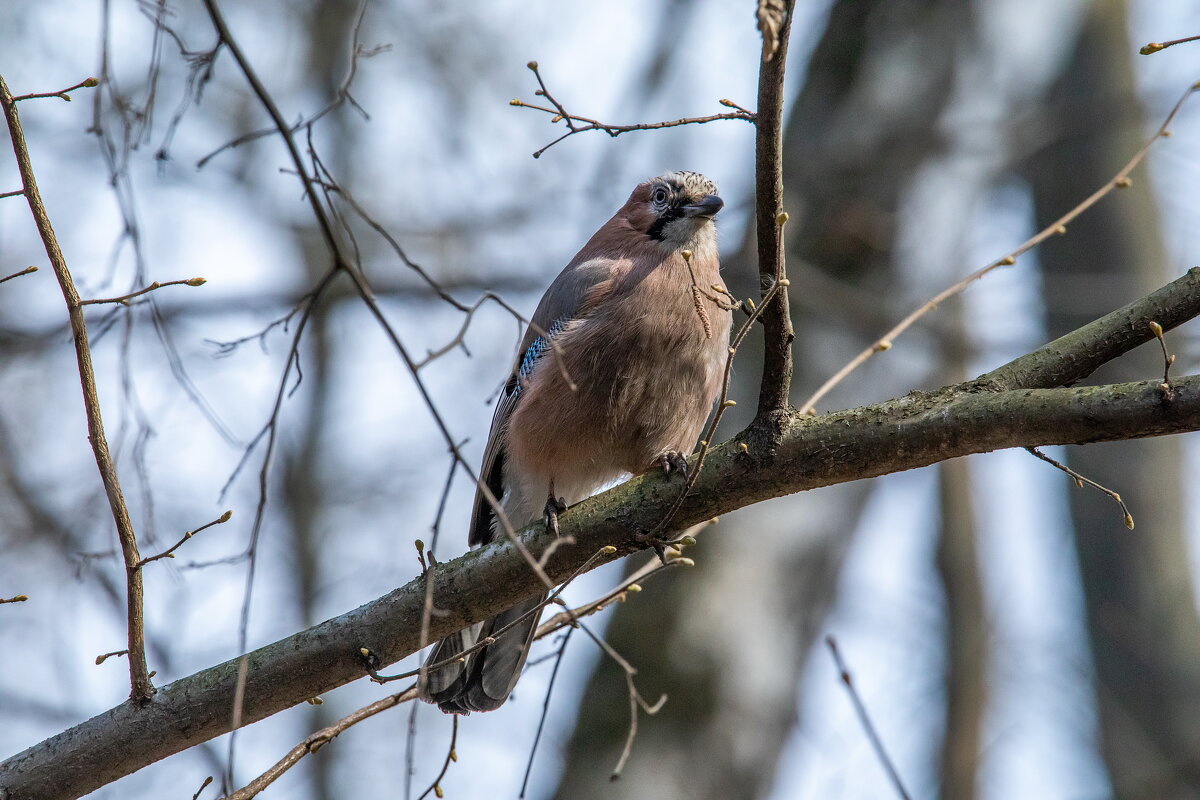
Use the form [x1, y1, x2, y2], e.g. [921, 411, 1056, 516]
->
[681, 193, 724, 218]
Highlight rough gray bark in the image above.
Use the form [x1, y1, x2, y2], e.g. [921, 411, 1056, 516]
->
[1026, 3, 1200, 797]
[4, 264, 1200, 800]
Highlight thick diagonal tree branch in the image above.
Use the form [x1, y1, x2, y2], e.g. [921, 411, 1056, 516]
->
[3, 268, 1200, 800]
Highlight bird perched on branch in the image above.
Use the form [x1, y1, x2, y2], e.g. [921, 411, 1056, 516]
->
[423, 170, 731, 713]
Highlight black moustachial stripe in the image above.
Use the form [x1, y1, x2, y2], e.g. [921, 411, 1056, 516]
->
[646, 206, 683, 241]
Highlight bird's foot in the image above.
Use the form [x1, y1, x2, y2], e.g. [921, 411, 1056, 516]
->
[543, 494, 568, 537]
[655, 450, 690, 481]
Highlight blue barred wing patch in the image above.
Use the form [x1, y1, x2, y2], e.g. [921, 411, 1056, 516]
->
[514, 318, 567, 396]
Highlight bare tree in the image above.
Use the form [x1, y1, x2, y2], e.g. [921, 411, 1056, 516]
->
[2, 4, 1200, 800]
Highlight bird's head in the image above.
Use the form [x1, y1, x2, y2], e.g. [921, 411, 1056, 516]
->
[622, 171, 723, 251]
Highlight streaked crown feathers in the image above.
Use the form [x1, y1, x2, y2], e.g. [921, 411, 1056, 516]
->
[654, 170, 718, 199]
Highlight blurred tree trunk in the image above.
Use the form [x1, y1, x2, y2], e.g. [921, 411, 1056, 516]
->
[552, 3, 969, 797]
[936, 457, 985, 800]
[935, 310, 986, 800]
[1026, 3, 1200, 797]
[280, 294, 336, 800]
[274, 5, 358, 798]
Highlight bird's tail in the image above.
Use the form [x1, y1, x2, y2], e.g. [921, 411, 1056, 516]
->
[423, 592, 546, 713]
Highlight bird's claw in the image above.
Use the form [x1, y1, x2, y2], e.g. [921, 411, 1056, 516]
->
[543, 494, 567, 537]
[656, 450, 689, 480]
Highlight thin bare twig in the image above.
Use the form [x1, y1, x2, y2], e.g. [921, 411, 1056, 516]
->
[520, 627, 573, 798]
[223, 273, 331, 771]
[294, 163, 573, 387]
[0, 188, 24, 199]
[535, 540, 700, 636]
[0, 74, 153, 701]
[200, 0, 556, 609]
[650, 277, 786, 535]
[1140, 34, 1200, 55]
[826, 636, 912, 800]
[193, 1, 566, 775]
[534, 535, 699, 785]
[11, 77, 99, 103]
[0, 265, 37, 284]
[1149, 320, 1176, 398]
[364, 545, 621, 684]
[412, 291, 577, 391]
[196, 0, 380, 169]
[136, 510, 233, 567]
[0, 594, 28, 604]
[404, 700, 420, 800]
[94, 649, 128, 665]
[1025, 447, 1136, 530]
[220, 686, 421, 800]
[587, 618, 666, 781]
[235, 550, 686, 799]
[416, 716, 458, 800]
[192, 775, 214, 800]
[513, 61, 754, 158]
[798, 81, 1200, 415]
[281, 168, 468, 311]
[79, 277, 206, 306]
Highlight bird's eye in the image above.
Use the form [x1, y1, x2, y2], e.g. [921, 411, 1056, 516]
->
[652, 187, 669, 205]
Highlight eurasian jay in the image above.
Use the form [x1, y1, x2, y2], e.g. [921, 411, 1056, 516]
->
[423, 170, 730, 713]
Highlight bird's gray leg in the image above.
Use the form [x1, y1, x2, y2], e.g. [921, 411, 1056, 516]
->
[543, 479, 567, 537]
[655, 450, 690, 481]
[635, 453, 693, 562]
